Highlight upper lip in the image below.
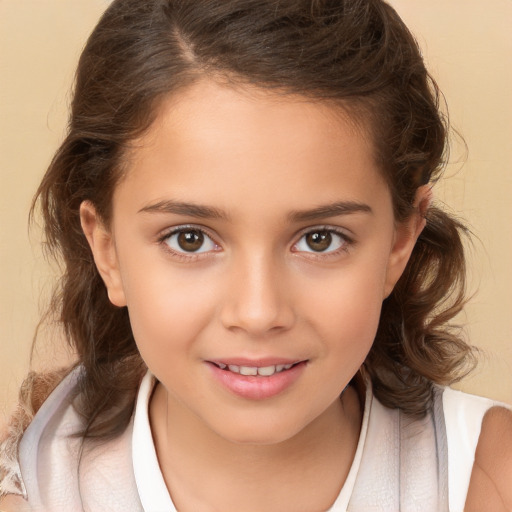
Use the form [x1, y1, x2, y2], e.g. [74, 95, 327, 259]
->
[206, 357, 307, 367]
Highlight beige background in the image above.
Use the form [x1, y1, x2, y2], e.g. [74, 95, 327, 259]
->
[1, 1, 511, 426]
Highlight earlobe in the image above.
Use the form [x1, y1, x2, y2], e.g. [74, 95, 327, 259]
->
[80, 201, 127, 307]
[383, 185, 432, 298]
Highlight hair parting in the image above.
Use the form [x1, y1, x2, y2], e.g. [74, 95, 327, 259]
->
[25, 0, 475, 438]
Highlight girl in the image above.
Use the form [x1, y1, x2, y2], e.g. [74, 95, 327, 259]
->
[1, 0, 511, 510]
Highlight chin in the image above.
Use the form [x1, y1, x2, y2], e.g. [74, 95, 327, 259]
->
[224, 432, 298, 446]
[213, 417, 307, 446]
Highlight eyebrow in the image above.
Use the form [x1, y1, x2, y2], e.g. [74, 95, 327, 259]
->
[138, 199, 372, 222]
[138, 200, 229, 220]
[288, 201, 373, 222]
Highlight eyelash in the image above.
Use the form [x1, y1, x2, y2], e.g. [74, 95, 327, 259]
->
[291, 226, 354, 259]
[157, 225, 354, 261]
[158, 225, 221, 261]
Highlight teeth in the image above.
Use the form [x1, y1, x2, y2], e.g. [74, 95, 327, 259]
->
[220, 363, 296, 376]
[257, 366, 276, 376]
[239, 366, 258, 376]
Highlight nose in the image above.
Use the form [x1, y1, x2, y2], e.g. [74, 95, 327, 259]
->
[219, 252, 296, 337]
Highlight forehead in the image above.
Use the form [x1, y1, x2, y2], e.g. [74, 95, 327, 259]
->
[117, 80, 389, 215]
[140, 80, 374, 158]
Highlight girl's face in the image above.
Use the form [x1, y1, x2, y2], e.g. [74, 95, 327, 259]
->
[83, 81, 422, 445]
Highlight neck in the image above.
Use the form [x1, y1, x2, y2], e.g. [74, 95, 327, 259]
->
[149, 383, 363, 512]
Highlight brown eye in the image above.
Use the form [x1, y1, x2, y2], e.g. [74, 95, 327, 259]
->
[165, 228, 217, 254]
[305, 231, 333, 252]
[177, 230, 204, 252]
[294, 229, 347, 254]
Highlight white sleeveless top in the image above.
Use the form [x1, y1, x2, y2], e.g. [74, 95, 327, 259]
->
[1, 368, 507, 511]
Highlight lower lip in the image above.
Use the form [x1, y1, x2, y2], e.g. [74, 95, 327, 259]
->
[208, 362, 307, 400]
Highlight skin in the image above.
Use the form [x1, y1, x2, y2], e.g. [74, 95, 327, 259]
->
[2, 81, 510, 510]
[79, 80, 427, 511]
[3, 414, 512, 512]
[464, 407, 512, 511]
[0, 495, 32, 511]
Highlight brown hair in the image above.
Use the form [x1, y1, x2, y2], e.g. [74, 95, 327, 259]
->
[32, 0, 474, 437]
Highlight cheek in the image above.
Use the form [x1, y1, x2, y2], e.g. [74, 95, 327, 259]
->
[310, 252, 388, 313]
[119, 258, 221, 358]
[320, 285, 382, 351]
[303, 255, 389, 353]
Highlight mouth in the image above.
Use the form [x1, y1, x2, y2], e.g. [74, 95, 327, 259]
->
[209, 361, 302, 377]
[206, 358, 308, 400]
[207, 359, 308, 400]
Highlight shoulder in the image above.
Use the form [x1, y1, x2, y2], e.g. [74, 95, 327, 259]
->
[0, 494, 31, 511]
[12, 368, 146, 511]
[465, 406, 512, 511]
[441, 387, 511, 511]
[0, 368, 81, 507]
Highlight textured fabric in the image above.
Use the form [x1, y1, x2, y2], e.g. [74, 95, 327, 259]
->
[0, 370, 68, 499]
[3, 369, 143, 511]
[132, 373, 175, 511]
[347, 387, 449, 511]
[0, 426, 26, 498]
[442, 387, 505, 512]
[0, 367, 506, 511]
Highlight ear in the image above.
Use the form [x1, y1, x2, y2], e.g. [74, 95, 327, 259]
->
[383, 185, 432, 298]
[80, 201, 127, 307]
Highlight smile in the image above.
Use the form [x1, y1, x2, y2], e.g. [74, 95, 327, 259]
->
[208, 360, 307, 400]
[213, 363, 295, 376]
